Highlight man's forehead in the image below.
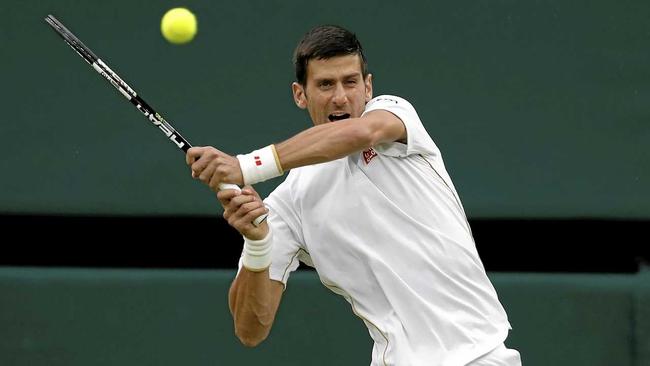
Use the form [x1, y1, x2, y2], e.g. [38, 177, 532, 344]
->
[307, 54, 363, 80]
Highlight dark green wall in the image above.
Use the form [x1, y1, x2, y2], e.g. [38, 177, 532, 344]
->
[2, 0, 648, 218]
[1, 268, 648, 366]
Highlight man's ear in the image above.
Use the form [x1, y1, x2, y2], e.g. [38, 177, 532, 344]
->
[365, 73, 373, 103]
[292, 82, 308, 109]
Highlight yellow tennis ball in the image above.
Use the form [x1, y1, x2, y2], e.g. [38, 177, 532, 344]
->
[161, 8, 197, 45]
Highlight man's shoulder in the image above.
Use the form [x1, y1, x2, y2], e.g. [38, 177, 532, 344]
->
[367, 94, 414, 107]
[364, 94, 418, 116]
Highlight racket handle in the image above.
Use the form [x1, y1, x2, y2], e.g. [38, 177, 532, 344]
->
[218, 183, 241, 191]
[218, 183, 268, 227]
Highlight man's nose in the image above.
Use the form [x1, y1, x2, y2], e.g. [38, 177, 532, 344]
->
[332, 83, 348, 106]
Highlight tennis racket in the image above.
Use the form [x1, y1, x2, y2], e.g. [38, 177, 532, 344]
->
[44, 14, 267, 226]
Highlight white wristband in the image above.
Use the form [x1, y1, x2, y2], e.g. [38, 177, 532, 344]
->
[237, 145, 283, 185]
[242, 228, 273, 272]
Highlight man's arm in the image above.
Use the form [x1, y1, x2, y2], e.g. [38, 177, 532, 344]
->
[217, 188, 284, 347]
[186, 109, 405, 188]
[275, 109, 406, 170]
[228, 267, 284, 347]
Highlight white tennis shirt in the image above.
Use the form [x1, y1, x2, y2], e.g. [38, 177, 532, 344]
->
[261, 95, 511, 366]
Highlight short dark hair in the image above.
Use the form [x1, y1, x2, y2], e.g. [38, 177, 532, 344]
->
[293, 25, 368, 86]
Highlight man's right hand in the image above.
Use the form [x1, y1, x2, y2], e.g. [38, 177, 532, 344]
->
[186, 146, 245, 191]
[217, 186, 269, 240]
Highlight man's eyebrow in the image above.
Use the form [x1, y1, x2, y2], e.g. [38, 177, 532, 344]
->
[314, 72, 361, 82]
[343, 72, 361, 79]
[313, 76, 335, 82]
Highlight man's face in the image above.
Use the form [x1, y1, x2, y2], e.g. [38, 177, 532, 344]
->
[292, 54, 373, 126]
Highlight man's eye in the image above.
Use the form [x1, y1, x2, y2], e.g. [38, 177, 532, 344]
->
[346, 80, 357, 85]
[320, 81, 332, 88]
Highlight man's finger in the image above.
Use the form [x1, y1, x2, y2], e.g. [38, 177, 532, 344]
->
[186, 147, 204, 165]
[230, 194, 256, 209]
[217, 189, 241, 206]
[209, 171, 225, 191]
[234, 206, 269, 229]
[241, 185, 262, 201]
[198, 164, 216, 183]
[236, 201, 264, 216]
[191, 158, 209, 176]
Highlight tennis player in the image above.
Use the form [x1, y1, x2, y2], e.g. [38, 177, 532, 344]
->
[187, 25, 521, 366]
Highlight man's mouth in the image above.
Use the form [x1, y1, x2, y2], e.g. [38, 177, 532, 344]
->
[328, 113, 351, 122]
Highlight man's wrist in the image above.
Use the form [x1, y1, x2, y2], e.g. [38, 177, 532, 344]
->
[242, 228, 273, 272]
[237, 145, 284, 185]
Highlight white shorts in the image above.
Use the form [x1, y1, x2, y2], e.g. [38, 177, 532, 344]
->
[466, 343, 522, 366]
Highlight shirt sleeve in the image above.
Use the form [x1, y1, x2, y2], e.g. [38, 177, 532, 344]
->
[361, 95, 439, 158]
[251, 173, 304, 286]
[235, 210, 302, 286]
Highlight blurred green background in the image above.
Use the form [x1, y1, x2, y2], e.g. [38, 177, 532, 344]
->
[1, 267, 649, 366]
[1, 0, 648, 218]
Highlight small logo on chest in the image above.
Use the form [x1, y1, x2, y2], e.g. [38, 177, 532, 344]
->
[362, 148, 378, 165]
